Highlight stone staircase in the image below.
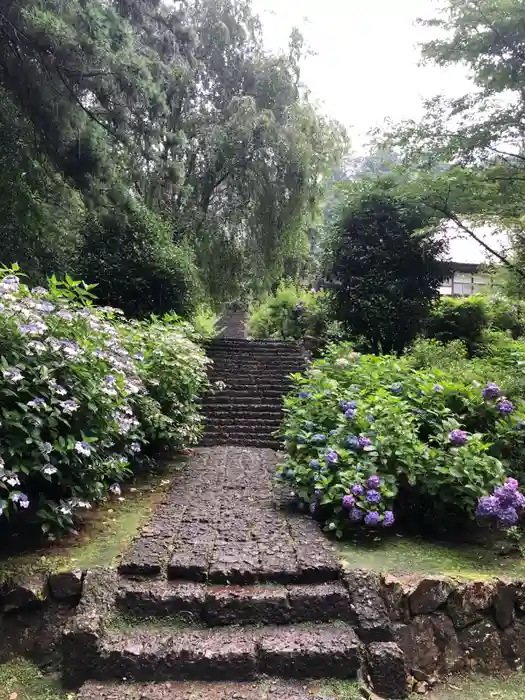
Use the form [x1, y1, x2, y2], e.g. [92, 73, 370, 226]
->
[200, 339, 305, 449]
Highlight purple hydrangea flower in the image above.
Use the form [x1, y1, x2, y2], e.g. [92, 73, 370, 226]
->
[482, 383, 501, 400]
[340, 400, 357, 412]
[498, 506, 519, 527]
[365, 511, 381, 526]
[433, 384, 444, 392]
[349, 507, 364, 522]
[325, 450, 339, 465]
[494, 484, 518, 507]
[475, 495, 500, 518]
[342, 494, 356, 509]
[516, 492, 525, 509]
[358, 437, 372, 449]
[366, 475, 381, 489]
[27, 398, 46, 409]
[133, 351, 145, 361]
[382, 511, 395, 527]
[498, 399, 514, 414]
[366, 489, 381, 504]
[449, 429, 468, 446]
[506, 477, 519, 491]
[309, 501, 317, 514]
[351, 484, 364, 496]
[11, 492, 29, 509]
[311, 459, 321, 469]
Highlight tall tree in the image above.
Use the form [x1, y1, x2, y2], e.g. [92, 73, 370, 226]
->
[329, 188, 447, 354]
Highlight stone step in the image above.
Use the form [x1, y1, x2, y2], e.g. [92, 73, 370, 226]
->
[204, 419, 282, 430]
[207, 340, 302, 351]
[203, 408, 282, 419]
[200, 435, 281, 450]
[201, 400, 283, 411]
[115, 580, 354, 627]
[77, 680, 325, 700]
[206, 382, 292, 392]
[85, 623, 361, 683]
[204, 389, 286, 399]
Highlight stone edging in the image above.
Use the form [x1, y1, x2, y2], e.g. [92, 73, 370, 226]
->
[1, 568, 85, 614]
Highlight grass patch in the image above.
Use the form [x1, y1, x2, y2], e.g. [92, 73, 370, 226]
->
[315, 679, 361, 698]
[428, 673, 525, 699]
[0, 458, 187, 584]
[107, 612, 199, 633]
[0, 658, 72, 700]
[338, 534, 525, 580]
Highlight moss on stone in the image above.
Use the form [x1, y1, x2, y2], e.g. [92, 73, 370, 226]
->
[0, 460, 185, 584]
[338, 535, 525, 581]
[0, 657, 72, 700]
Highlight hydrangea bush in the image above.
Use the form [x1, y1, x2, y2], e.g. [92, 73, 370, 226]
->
[0, 266, 209, 535]
[278, 343, 525, 537]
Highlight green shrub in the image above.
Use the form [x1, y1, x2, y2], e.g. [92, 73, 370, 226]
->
[0, 266, 209, 536]
[248, 283, 332, 340]
[278, 343, 525, 537]
[79, 204, 201, 318]
[191, 306, 223, 340]
[486, 296, 525, 338]
[426, 296, 489, 356]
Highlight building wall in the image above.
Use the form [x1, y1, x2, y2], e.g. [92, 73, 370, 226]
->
[440, 270, 492, 297]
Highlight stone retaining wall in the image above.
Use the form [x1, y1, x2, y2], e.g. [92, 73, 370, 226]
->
[375, 571, 525, 679]
[0, 569, 84, 614]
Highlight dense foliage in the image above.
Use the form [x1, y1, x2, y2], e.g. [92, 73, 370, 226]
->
[0, 0, 346, 308]
[278, 342, 525, 537]
[248, 284, 337, 341]
[328, 190, 447, 353]
[0, 268, 208, 536]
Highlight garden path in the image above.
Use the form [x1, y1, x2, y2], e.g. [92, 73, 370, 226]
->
[119, 446, 339, 582]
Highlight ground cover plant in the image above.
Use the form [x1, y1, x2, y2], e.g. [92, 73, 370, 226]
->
[0, 266, 208, 538]
[278, 341, 525, 538]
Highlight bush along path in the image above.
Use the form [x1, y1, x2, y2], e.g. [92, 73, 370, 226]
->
[62, 339, 409, 700]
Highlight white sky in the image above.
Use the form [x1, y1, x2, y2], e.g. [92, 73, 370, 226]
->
[253, 0, 507, 264]
[253, 0, 473, 150]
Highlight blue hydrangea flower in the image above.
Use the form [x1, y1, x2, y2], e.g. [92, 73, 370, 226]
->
[349, 507, 364, 522]
[75, 441, 92, 456]
[27, 398, 46, 409]
[433, 384, 444, 392]
[494, 484, 518, 507]
[382, 511, 395, 527]
[11, 492, 30, 509]
[298, 391, 312, 399]
[344, 407, 357, 420]
[366, 475, 381, 489]
[311, 434, 327, 445]
[325, 450, 339, 465]
[365, 511, 381, 527]
[340, 400, 357, 412]
[309, 501, 317, 514]
[342, 494, 355, 509]
[109, 483, 122, 497]
[366, 489, 381, 504]
[346, 435, 360, 450]
[311, 459, 321, 469]
[351, 484, 364, 497]
[498, 399, 514, 414]
[366, 414, 375, 423]
[390, 384, 402, 394]
[482, 382, 501, 400]
[449, 429, 468, 446]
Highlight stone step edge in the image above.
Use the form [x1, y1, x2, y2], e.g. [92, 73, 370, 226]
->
[65, 622, 362, 686]
[76, 679, 348, 700]
[115, 580, 354, 626]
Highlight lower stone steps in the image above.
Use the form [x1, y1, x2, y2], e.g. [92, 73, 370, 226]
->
[84, 622, 361, 683]
[115, 580, 354, 626]
[77, 680, 328, 700]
